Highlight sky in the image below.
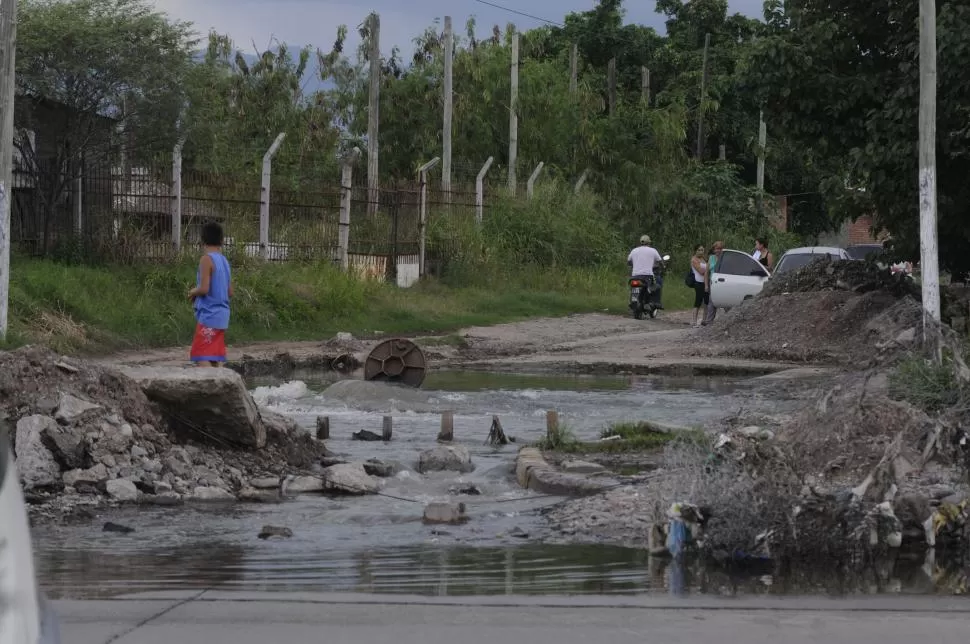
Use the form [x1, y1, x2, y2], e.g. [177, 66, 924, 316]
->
[150, 0, 766, 57]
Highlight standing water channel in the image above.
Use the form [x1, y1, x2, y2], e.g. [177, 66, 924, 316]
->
[32, 370, 956, 599]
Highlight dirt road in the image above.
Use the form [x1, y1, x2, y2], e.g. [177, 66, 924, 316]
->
[107, 312, 828, 378]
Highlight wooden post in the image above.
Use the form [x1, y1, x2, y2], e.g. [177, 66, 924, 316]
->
[438, 411, 454, 442]
[607, 58, 617, 116]
[696, 32, 711, 160]
[417, 157, 440, 277]
[546, 410, 560, 443]
[315, 416, 330, 440]
[442, 16, 453, 203]
[642, 67, 650, 105]
[367, 12, 381, 216]
[526, 162, 544, 199]
[475, 156, 494, 226]
[382, 416, 393, 441]
[171, 140, 183, 252]
[508, 30, 519, 194]
[339, 147, 361, 271]
[919, 0, 942, 360]
[259, 133, 286, 260]
[0, 0, 18, 341]
[569, 43, 578, 94]
[486, 415, 509, 446]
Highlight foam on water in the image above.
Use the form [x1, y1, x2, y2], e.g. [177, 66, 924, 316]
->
[251, 380, 310, 407]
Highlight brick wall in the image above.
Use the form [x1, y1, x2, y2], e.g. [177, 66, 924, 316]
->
[846, 215, 888, 245]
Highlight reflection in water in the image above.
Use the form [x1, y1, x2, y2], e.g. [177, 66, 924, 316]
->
[36, 541, 969, 599]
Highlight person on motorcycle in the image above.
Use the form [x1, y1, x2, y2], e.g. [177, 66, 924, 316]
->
[628, 235, 663, 309]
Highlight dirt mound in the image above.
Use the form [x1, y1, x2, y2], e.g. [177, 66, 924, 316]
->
[0, 347, 330, 520]
[761, 257, 919, 299]
[709, 291, 922, 365]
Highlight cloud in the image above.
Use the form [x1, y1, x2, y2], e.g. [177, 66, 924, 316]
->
[151, 0, 764, 56]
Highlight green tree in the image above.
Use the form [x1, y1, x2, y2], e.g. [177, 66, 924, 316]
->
[744, 0, 970, 274]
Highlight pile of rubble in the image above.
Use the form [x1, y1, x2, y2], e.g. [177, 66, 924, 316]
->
[0, 347, 383, 519]
[760, 257, 919, 299]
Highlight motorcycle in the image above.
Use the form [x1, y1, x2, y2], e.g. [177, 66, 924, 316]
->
[629, 254, 670, 319]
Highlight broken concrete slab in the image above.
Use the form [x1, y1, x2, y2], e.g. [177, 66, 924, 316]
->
[423, 502, 469, 525]
[561, 459, 607, 475]
[322, 463, 379, 495]
[417, 445, 475, 474]
[120, 366, 266, 449]
[15, 415, 63, 490]
[515, 447, 612, 497]
[106, 478, 139, 502]
[55, 393, 103, 425]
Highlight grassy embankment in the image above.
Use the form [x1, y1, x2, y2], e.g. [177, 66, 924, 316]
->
[537, 420, 706, 454]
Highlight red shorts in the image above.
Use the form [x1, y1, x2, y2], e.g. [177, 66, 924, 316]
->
[190, 323, 227, 363]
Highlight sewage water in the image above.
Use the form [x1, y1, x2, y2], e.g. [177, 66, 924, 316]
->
[32, 371, 965, 599]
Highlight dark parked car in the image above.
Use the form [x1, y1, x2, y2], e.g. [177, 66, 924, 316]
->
[845, 244, 886, 261]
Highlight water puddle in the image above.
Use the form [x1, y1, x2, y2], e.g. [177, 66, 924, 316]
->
[33, 369, 894, 600]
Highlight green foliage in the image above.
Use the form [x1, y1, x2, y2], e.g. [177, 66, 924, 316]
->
[889, 352, 969, 413]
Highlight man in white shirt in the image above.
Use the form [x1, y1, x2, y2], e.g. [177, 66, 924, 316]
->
[628, 235, 663, 277]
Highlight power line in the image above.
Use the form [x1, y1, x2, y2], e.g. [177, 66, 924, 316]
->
[467, 0, 564, 28]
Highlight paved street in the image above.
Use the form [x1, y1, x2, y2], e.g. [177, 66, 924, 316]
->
[55, 592, 970, 644]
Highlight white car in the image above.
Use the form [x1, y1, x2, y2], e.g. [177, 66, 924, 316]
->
[1, 424, 61, 644]
[773, 246, 850, 275]
[709, 249, 772, 309]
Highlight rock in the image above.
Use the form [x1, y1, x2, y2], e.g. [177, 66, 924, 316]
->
[14, 416, 63, 490]
[418, 445, 475, 474]
[131, 445, 149, 460]
[54, 393, 103, 425]
[509, 527, 529, 539]
[120, 366, 266, 449]
[190, 487, 236, 503]
[284, 475, 325, 494]
[143, 492, 182, 506]
[895, 327, 917, 345]
[62, 464, 108, 488]
[238, 487, 281, 503]
[335, 332, 355, 343]
[453, 485, 482, 496]
[103, 522, 134, 534]
[739, 426, 776, 441]
[258, 525, 293, 540]
[515, 448, 612, 496]
[561, 460, 607, 475]
[152, 481, 173, 494]
[352, 430, 384, 442]
[362, 459, 394, 478]
[250, 476, 282, 490]
[98, 425, 133, 454]
[40, 423, 88, 470]
[260, 408, 300, 437]
[322, 463, 380, 495]
[321, 457, 348, 468]
[423, 502, 469, 525]
[141, 458, 163, 475]
[106, 478, 139, 502]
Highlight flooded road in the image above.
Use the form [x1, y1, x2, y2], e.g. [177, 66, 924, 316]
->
[34, 370, 963, 601]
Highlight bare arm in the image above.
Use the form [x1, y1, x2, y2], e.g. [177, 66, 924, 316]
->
[188, 255, 214, 299]
[691, 256, 706, 275]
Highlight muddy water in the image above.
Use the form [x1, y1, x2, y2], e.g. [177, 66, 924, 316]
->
[32, 370, 895, 600]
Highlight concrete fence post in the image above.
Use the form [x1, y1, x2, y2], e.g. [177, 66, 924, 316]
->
[526, 162, 544, 199]
[475, 156, 494, 226]
[417, 156, 441, 277]
[73, 172, 83, 236]
[574, 168, 589, 195]
[339, 147, 362, 271]
[171, 140, 183, 252]
[259, 132, 286, 260]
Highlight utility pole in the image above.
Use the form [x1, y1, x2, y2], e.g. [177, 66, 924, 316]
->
[569, 43, 578, 94]
[508, 30, 519, 194]
[919, 0, 941, 359]
[696, 32, 711, 160]
[0, 0, 17, 342]
[442, 16, 453, 202]
[607, 58, 617, 116]
[367, 13, 380, 215]
[641, 67, 650, 105]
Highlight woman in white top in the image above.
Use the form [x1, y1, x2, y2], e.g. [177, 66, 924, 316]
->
[690, 244, 709, 327]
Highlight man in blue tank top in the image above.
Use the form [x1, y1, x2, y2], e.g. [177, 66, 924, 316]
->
[188, 222, 233, 366]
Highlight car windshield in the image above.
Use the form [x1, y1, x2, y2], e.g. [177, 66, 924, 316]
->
[775, 252, 840, 275]
[846, 245, 883, 260]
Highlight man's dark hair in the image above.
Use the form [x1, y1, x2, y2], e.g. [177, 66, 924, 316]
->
[202, 221, 224, 247]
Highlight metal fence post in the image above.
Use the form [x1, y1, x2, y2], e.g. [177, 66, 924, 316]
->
[339, 147, 361, 271]
[73, 172, 83, 236]
[476, 156, 494, 226]
[171, 140, 183, 252]
[260, 132, 286, 260]
[526, 162, 544, 199]
[417, 156, 441, 277]
[574, 168, 589, 195]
